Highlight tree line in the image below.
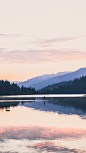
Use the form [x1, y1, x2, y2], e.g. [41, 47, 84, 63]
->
[0, 80, 36, 95]
[0, 76, 86, 95]
[39, 76, 86, 94]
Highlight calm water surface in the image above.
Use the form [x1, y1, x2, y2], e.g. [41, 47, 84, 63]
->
[0, 95, 86, 153]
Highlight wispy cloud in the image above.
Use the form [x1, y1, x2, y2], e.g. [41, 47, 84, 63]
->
[30, 35, 86, 47]
[0, 49, 86, 64]
[0, 34, 27, 38]
[0, 48, 7, 51]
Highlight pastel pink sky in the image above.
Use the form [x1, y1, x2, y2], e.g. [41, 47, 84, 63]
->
[0, 0, 86, 81]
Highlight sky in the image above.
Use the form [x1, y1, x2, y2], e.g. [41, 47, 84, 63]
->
[0, 0, 86, 81]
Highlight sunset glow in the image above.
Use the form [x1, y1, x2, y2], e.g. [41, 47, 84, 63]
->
[0, 0, 86, 81]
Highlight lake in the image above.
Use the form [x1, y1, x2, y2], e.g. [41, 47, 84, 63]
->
[0, 95, 86, 153]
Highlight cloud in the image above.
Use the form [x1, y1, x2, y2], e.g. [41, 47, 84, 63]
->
[0, 48, 7, 51]
[30, 35, 86, 47]
[0, 34, 26, 38]
[0, 49, 86, 64]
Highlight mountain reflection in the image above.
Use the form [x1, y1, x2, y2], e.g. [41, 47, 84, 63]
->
[0, 97, 86, 117]
[21, 97, 86, 118]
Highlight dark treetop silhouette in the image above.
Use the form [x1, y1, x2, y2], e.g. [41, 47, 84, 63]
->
[0, 75, 86, 95]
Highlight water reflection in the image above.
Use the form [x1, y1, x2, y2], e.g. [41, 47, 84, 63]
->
[27, 141, 85, 153]
[0, 97, 86, 114]
[0, 126, 86, 140]
[0, 101, 19, 112]
[0, 96, 86, 152]
[22, 97, 86, 119]
[0, 126, 86, 152]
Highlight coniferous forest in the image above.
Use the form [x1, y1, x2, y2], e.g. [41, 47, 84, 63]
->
[0, 76, 86, 95]
[0, 80, 36, 95]
[39, 76, 86, 94]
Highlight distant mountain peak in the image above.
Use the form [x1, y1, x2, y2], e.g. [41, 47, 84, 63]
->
[17, 67, 86, 90]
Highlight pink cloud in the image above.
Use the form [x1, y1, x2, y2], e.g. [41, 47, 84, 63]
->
[0, 50, 86, 64]
[30, 35, 86, 47]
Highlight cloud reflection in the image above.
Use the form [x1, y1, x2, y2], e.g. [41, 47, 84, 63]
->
[0, 126, 86, 153]
[0, 126, 86, 140]
[27, 141, 83, 153]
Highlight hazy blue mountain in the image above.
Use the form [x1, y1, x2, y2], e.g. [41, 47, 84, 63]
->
[17, 67, 86, 90]
[35, 67, 86, 90]
[18, 71, 70, 89]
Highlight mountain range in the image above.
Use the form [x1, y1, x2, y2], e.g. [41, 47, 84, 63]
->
[17, 67, 86, 90]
